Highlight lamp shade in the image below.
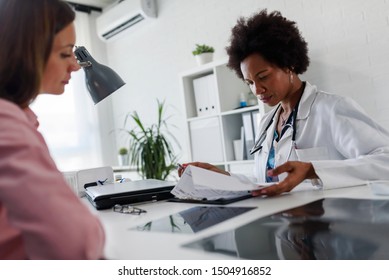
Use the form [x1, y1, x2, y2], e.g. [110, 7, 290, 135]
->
[75, 46, 125, 104]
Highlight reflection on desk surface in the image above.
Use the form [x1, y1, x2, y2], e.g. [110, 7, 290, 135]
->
[184, 198, 389, 259]
[132, 206, 256, 234]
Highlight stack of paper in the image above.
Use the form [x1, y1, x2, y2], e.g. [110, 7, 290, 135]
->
[171, 165, 271, 201]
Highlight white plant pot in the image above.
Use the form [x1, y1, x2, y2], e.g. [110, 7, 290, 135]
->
[118, 154, 129, 166]
[195, 53, 213, 65]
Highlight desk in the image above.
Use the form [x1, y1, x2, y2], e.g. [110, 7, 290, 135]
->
[84, 184, 388, 259]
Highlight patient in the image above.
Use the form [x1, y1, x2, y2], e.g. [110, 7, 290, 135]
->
[0, 0, 105, 259]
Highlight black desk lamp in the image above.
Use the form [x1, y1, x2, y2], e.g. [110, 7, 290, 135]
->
[74, 46, 125, 104]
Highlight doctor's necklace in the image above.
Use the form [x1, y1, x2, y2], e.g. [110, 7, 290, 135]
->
[280, 111, 291, 126]
[280, 114, 287, 126]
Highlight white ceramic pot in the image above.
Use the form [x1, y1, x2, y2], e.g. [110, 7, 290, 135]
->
[118, 154, 129, 166]
[195, 52, 213, 65]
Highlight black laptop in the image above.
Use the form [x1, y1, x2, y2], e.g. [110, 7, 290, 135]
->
[85, 179, 176, 210]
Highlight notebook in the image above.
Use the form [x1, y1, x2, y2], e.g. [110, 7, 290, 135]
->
[85, 179, 176, 210]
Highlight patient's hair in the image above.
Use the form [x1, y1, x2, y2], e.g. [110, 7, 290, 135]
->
[226, 9, 310, 79]
[0, 0, 75, 107]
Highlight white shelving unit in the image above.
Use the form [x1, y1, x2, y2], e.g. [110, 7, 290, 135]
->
[179, 58, 268, 175]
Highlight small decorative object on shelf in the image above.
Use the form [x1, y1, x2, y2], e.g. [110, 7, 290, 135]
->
[247, 91, 259, 106]
[239, 92, 247, 108]
[192, 44, 214, 66]
[118, 147, 129, 166]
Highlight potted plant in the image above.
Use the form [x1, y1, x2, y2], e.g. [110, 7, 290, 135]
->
[118, 147, 129, 166]
[121, 99, 179, 180]
[192, 43, 214, 65]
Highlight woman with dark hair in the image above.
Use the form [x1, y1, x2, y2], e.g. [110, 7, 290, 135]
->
[179, 10, 389, 196]
[0, 0, 104, 259]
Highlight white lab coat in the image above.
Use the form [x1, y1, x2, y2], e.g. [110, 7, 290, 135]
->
[249, 81, 389, 189]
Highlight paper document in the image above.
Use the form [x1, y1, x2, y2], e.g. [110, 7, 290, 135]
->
[171, 166, 272, 201]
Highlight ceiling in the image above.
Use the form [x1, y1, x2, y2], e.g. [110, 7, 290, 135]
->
[67, 0, 117, 9]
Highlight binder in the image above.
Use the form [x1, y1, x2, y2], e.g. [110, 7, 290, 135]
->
[206, 74, 218, 115]
[251, 110, 260, 138]
[193, 74, 218, 117]
[193, 76, 207, 116]
[242, 112, 255, 160]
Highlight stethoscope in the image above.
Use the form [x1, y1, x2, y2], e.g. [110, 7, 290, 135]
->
[249, 103, 299, 156]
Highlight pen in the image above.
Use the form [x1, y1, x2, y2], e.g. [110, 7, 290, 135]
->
[97, 178, 108, 185]
[177, 163, 184, 170]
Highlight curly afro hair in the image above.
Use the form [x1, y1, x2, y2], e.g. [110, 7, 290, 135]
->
[226, 10, 309, 80]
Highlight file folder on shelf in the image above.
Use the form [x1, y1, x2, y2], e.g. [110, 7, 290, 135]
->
[251, 110, 260, 138]
[242, 112, 255, 160]
[193, 74, 218, 117]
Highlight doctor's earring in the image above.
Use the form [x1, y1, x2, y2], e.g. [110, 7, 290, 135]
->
[289, 72, 294, 84]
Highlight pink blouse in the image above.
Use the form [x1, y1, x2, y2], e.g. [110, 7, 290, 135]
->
[0, 98, 105, 259]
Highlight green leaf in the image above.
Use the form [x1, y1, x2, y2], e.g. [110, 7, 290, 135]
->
[119, 99, 180, 180]
[192, 43, 215, 55]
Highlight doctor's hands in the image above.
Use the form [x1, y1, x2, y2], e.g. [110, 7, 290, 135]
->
[177, 162, 230, 177]
[252, 161, 318, 197]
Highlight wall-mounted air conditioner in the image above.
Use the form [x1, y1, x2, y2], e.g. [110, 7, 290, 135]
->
[96, 0, 157, 42]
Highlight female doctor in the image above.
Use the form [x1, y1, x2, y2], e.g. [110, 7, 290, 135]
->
[179, 10, 389, 196]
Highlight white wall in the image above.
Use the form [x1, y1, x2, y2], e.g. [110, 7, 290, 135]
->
[93, 0, 389, 166]
[87, 11, 118, 167]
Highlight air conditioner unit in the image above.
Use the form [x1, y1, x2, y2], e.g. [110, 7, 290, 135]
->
[96, 0, 157, 42]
